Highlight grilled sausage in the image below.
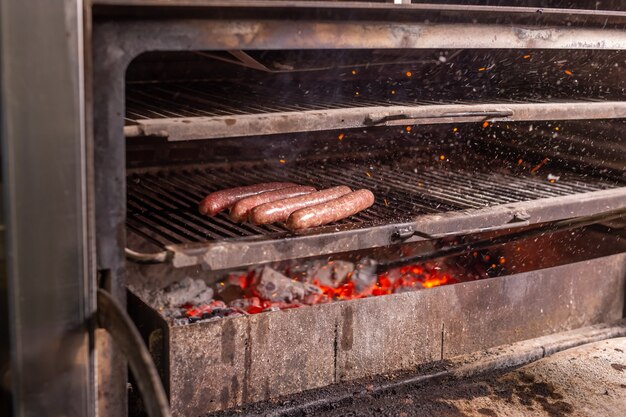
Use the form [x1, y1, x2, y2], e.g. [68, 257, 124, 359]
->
[229, 186, 317, 222]
[199, 182, 297, 216]
[249, 186, 352, 225]
[286, 189, 375, 230]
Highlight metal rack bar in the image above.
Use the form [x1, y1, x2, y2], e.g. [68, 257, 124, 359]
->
[124, 81, 626, 140]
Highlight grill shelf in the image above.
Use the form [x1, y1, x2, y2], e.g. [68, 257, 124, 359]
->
[124, 81, 626, 141]
[126, 158, 626, 270]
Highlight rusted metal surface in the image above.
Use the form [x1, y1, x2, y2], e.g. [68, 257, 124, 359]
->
[125, 101, 626, 141]
[130, 253, 626, 416]
[97, 20, 626, 61]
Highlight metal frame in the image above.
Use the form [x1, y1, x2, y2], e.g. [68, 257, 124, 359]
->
[125, 101, 626, 141]
[1, 1, 94, 416]
[91, 5, 626, 415]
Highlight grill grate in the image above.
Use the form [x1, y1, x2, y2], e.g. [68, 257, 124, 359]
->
[124, 81, 585, 122]
[124, 81, 626, 141]
[127, 159, 622, 250]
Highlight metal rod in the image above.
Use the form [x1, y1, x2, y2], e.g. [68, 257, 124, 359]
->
[125, 247, 170, 264]
[378, 206, 626, 273]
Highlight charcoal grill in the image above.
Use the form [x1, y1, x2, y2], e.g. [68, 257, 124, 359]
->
[83, 3, 626, 417]
[8, 2, 626, 417]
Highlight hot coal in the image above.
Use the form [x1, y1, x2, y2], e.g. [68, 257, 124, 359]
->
[256, 266, 323, 303]
[137, 250, 502, 325]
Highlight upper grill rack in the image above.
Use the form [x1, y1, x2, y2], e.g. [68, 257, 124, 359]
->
[127, 159, 626, 270]
[124, 81, 626, 141]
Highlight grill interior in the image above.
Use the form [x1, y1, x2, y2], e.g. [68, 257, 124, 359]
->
[124, 48, 626, 270]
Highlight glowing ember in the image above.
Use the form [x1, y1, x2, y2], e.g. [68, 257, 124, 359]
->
[179, 260, 467, 322]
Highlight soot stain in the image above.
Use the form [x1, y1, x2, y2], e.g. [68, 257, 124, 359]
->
[221, 319, 236, 364]
[477, 407, 498, 416]
[610, 363, 626, 372]
[341, 306, 354, 351]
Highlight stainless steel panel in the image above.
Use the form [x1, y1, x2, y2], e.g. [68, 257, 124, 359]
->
[0, 1, 94, 416]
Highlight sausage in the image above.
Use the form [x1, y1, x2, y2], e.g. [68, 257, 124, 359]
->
[286, 189, 375, 230]
[198, 182, 297, 216]
[249, 186, 352, 225]
[229, 186, 317, 222]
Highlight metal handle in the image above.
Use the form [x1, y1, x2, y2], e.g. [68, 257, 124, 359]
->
[393, 211, 531, 241]
[365, 110, 513, 126]
[125, 248, 170, 264]
[381, 206, 626, 273]
[97, 289, 172, 417]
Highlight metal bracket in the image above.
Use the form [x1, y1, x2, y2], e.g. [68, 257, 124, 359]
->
[364, 110, 514, 126]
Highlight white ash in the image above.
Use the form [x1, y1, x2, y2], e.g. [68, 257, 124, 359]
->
[159, 277, 214, 307]
[255, 266, 322, 303]
[133, 277, 214, 311]
[352, 258, 379, 293]
[306, 260, 355, 288]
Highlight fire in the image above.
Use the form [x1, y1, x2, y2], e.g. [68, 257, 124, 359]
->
[172, 242, 509, 323]
[181, 261, 465, 321]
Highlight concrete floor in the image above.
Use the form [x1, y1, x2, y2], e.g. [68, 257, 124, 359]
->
[313, 337, 626, 417]
[426, 337, 626, 417]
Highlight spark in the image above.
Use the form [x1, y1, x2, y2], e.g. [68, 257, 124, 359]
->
[530, 157, 550, 174]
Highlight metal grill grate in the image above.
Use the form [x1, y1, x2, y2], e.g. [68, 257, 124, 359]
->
[124, 81, 626, 141]
[124, 81, 582, 122]
[127, 160, 622, 250]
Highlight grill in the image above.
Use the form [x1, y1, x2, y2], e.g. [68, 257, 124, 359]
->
[87, 4, 626, 417]
[126, 155, 625, 269]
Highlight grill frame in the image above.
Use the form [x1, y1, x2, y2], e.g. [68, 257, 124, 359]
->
[89, 5, 626, 417]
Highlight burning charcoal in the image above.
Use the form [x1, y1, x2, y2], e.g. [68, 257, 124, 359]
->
[307, 260, 355, 288]
[156, 277, 214, 308]
[308, 262, 333, 286]
[255, 266, 322, 303]
[216, 271, 251, 303]
[229, 297, 260, 309]
[352, 258, 378, 294]
[332, 261, 355, 283]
